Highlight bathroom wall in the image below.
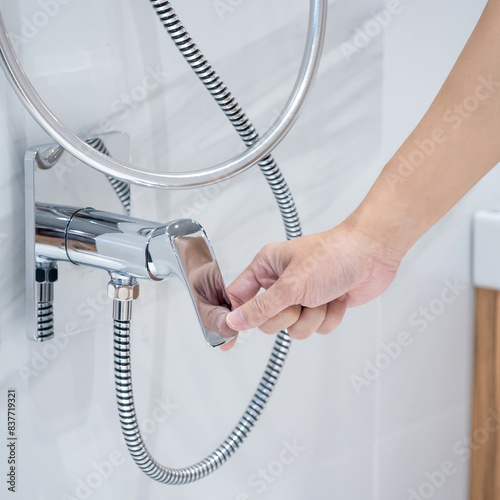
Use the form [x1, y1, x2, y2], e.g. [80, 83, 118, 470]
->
[377, 1, 493, 499]
[0, 0, 492, 499]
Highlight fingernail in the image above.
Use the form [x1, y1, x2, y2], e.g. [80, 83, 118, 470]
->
[226, 309, 244, 331]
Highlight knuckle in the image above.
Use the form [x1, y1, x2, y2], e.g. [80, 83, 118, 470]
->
[272, 284, 291, 307]
[249, 294, 271, 319]
[252, 294, 266, 314]
[278, 275, 302, 304]
[261, 242, 278, 255]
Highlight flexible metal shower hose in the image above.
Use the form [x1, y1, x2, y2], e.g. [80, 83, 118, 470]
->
[113, 1, 303, 484]
[150, 0, 302, 240]
[36, 301, 54, 340]
[87, 137, 131, 215]
[114, 316, 292, 484]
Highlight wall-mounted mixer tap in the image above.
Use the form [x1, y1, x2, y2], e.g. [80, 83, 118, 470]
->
[34, 202, 237, 347]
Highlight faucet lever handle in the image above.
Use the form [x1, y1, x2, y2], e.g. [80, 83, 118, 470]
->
[149, 220, 238, 348]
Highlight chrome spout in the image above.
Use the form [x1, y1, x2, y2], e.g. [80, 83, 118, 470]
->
[35, 202, 237, 347]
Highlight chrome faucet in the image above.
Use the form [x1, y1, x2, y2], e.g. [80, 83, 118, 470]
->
[34, 203, 237, 347]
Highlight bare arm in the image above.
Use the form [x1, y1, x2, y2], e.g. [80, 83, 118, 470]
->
[222, 0, 500, 348]
[351, 0, 500, 256]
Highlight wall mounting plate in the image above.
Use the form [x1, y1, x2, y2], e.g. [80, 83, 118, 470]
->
[25, 132, 130, 342]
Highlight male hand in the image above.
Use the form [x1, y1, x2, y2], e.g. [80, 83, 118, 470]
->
[221, 221, 402, 350]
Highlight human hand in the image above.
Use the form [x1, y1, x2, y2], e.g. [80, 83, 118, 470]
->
[221, 220, 403, 350]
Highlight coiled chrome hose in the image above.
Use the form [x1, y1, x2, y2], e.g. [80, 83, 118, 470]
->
[86, 137, 131, 215]
[149, 0, 301, 239]
[114, 301, 292, 485]
[36, 301, 54, 340]
[35, 262, 58, 342]
[112, 0, 307, 485]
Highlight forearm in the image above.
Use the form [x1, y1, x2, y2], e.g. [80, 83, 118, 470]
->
[348, 0, 500, 258]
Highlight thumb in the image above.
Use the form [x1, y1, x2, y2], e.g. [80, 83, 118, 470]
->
[226, 276, 297, 331]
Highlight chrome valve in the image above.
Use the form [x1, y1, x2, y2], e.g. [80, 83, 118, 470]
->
[33, 203, 237, 347]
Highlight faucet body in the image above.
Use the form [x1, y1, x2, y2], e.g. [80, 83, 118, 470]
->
[37, 203, 167, 279]
[35, 203, 236, 347]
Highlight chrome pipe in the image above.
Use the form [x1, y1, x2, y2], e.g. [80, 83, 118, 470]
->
[0, 0, 327, 189]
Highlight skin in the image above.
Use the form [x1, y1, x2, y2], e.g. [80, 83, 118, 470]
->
[218, 0, 500, 351]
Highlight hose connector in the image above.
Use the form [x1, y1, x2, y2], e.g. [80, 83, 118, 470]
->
[109, 275, 139, 322]
[35, 260, 58, 341]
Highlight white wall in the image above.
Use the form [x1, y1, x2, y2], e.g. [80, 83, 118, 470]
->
[0, 0, 493, 499]
[378, 1, 493, 499]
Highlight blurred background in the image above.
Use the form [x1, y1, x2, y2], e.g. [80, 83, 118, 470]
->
[0, 0, 494, 498]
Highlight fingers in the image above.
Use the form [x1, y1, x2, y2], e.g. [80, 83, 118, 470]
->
[221, 296, 348, 351]
[316, 296, 348, 335]
[220, 304, 302, 351]
[287, 304, 327, 340]
[226, 266, 262, 309]
[227, 242, 287, 309]
[222, 265, 262, 352]
[220, 337, 237, 351]
[259, 305, 302, 334]
[226, 275, 298, 331]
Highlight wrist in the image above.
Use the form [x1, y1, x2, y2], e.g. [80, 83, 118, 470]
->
[344, 152, 439, 261]
[343, 196, 415, 265]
